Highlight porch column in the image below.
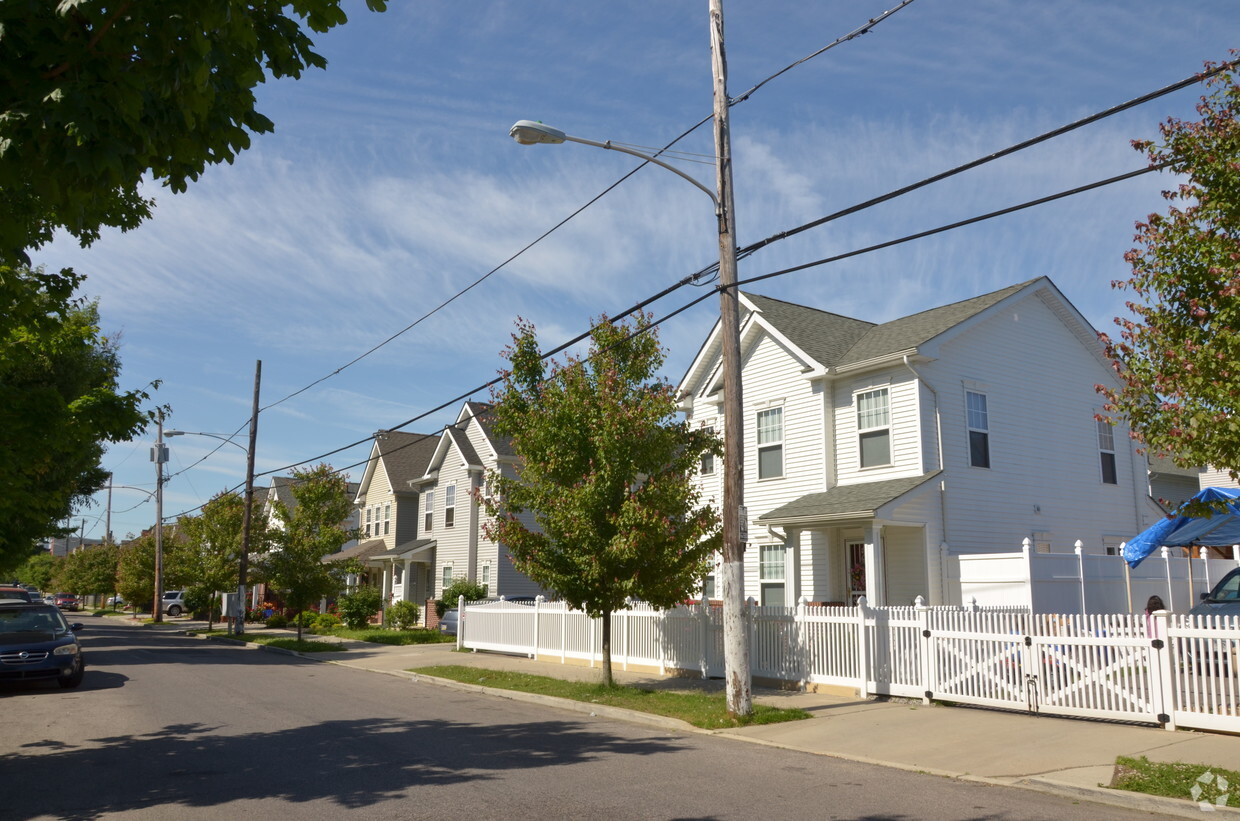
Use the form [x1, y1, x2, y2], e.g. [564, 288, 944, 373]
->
[401, 557, 412, 602]
[864, 524, 886, 606]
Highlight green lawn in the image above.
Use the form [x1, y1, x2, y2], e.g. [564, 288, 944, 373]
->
[322, 627, 455, 645]
[1110, 756, 1238, 808]
[410, 665, 811, 730]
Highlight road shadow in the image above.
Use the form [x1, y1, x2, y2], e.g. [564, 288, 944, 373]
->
[1, 714, 687, 819]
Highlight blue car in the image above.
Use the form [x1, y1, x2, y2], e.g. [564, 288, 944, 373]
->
[0, 602, 85, 688]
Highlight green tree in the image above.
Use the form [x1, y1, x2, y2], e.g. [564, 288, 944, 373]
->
[1101, 59, 1240, 491]
[0, 265, 154, 572]
[0, 0, 387, 262]
[174, 491, 268, 629]
[483, 315, 721, 687]
[115, 535, 156, 614]
[52, 544, 120, 605]
[259, 464, 356, 641]
[13, 552, 57, 592]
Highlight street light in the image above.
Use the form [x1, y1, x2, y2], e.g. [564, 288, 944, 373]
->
[509, 35, 752, 715]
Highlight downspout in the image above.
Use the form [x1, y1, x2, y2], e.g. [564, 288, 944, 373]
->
[904, 355, 948, 604]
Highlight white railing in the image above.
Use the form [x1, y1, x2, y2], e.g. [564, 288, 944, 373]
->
[459, 596, 1240, 734]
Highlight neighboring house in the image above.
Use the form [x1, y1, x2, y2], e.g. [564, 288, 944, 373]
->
[351, 402, 545, 618]
[1147, 454, 1201, 512]
[678, 277, 1166, 607]
[1199, 466, 1240, 490]
[256, 475, 360, 608]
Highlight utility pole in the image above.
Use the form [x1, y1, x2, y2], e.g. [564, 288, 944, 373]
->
[236, 360, 261, 636]
[105, 474, 113, 546]
[710, 0, 752, 717]
[152, 413, 168, 624]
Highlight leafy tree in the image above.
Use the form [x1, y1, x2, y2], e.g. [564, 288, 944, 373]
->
[13, 552, 57, 592]
[1101, 59, 1240, 494]
[483, 315, 721, 686]
[174, 491, 268, 629]
[259, 464, 356, 641]
[52, 543, 120, 605]
[436, 578, 488, 618]
[0, 0, 387, 262]
[116, 535, 156, 614]
[0, 265, 154, 571]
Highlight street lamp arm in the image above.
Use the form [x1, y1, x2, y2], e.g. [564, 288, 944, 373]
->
[164, 430, 249, 454]
[509, 120, 719, 209]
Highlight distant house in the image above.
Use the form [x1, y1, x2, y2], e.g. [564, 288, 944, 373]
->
[679, 277, 1165, 607]
[1147, 454, 1201, 511]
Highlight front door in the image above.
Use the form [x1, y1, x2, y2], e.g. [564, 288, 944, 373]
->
[848, 541, 867, 603]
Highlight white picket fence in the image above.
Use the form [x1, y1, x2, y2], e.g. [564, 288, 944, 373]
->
[459, 596, 1240, 734]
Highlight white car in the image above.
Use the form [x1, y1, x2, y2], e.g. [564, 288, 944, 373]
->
[162, 590, 187, 617]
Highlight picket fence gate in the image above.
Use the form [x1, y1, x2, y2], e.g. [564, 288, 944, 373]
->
[458, 596, 1240, 734]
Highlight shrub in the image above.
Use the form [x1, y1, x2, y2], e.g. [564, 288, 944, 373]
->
[386, 599, 421, 630]
[337, 587, 384, 630]
[436, 579, 488, 618]
[265, 613, 289, 629]
[292, 610, 317, 628]
[311, 612, 342, 633]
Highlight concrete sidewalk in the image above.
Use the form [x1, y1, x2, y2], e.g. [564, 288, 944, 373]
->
[116, 614, 1240, 818]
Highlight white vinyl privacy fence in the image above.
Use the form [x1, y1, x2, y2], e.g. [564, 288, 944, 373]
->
[460, 596, 1240, 734]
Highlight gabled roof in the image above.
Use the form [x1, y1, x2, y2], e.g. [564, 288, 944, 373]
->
[376, 431, 439, 486]
[742, 293, 875, 368]
[757, 473, 941, 524]
[460, 400, 513, 458]
[322, 538, 388, 564]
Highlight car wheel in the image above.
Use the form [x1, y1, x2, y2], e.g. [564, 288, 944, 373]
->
[59, 662, 84, 689]
[168, 605, 182, 617]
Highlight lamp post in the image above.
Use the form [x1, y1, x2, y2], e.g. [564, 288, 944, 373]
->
[151, 414, 168, 624]
[508, 2, 751, 715]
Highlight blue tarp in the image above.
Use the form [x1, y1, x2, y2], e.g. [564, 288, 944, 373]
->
[1124, 486, 1240, 568]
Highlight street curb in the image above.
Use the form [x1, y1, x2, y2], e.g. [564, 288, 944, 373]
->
[1014, 775, 1240, 819]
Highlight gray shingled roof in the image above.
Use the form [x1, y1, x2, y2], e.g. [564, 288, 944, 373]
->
[742, 279, 1037, 370]
[377, 538, 435, 560]
[466, 400, 513, 457]
[322, 538, 388, 564]
[758, 472, 940, 523]
[445, 425, 481, 466]
[377, 431, 438, 485]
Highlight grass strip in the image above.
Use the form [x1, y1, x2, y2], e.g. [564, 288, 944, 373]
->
[1110, 755, 1238, 807]
[323, 627, 455, 646]
[411, 664, 811, 729]
[195, 629, 345, 653]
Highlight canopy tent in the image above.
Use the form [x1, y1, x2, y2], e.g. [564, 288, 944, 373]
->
[1124, 487, 1240, 568]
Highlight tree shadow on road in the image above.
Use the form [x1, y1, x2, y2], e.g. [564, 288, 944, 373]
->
[2, 714, 687, 819]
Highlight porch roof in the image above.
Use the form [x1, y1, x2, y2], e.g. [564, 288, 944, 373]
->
[757, 472, 940, 525]
[373, 538, 435, 563]
[322, 538, 388, 565]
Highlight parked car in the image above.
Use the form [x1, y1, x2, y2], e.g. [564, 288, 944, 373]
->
[53, 593, 79, 611]
[1190, 568, 1240, 617]
[0, 587, 33, 603]
[438, 608, 458, 636]
[0, 602, 85, 688]
[106, 595, 125, 607]
[162, 590, 187, 617]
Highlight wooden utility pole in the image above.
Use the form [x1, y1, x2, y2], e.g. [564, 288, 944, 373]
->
[236, 360, 261, 636]
[153, 412, 167, 624]
[710, 0, 752, 717]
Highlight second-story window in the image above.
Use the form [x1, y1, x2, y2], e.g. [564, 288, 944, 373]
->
[423, 489, 434, 533]
[700, 424, 716, 476]
[365, 507, 372, 537]
[444, 483, 456, 528]
[1097, 419, 1118, 484]
[756, 408, 783, 479]
[383, 503, 391, 535]
[966, 390, 990, 468]
[857, 388, 891, 468]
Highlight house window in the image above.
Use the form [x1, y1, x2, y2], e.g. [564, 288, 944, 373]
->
[445, 484, 456, 528]
[702, 574, 716, 600]
[365, 507, 372, 537]
[423, 490, 434, 533]
[758, 544, 785, 607]
[1097, 419, 1118, 484]
[383, 503, 391, 535]
[393, 564, 403, 585]
[756, 408, 783, 479]
[857, 388, 891, 468]
[700, 424, 716, 476]
[481, 564, 490, 596]
[966, 391, 990, 469]
[441, 565, 453, 591]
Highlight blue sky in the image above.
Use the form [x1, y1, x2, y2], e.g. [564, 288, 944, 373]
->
[36, 0, 1235, 542]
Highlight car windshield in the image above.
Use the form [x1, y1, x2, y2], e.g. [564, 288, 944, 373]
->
[1208, 571, 1240, 602]
[0, 608, 67, 636]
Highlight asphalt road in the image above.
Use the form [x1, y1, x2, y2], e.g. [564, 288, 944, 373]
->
[1, 620, 1161, 821]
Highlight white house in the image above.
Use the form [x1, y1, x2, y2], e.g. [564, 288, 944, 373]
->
[678, 277, 1166, 607]
[350, 402, 544, 618]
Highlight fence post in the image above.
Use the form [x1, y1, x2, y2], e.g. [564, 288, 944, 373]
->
[622, 598, 631, 672]
[699, 596, 710, 679]
[1021, 538, 1035, 613]
[915, 595, 932, 705]
[856, 595, 870, 698]
[456, 594, 465, 651]
[1075, 541, 1087, 615]
[659, 607, 667, 676]
[1161, 546, 1175, 612]
[796, 596, 808, 691]
[560, 599, 568, 664]
[1150, 609, 1177, 731]
[532, 595, 543, 660]
[1122, 543, 1133, 613]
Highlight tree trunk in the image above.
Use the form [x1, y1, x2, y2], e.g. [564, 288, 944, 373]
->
[296, 609, 303, 643]
[601, 609, 614, 688]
